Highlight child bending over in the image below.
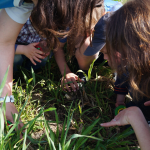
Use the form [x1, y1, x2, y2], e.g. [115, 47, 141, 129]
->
[56, 0, 122, 92]
[14, 18, 67, 72]
[0, 0, 103, 130]
[100, 0, 150, 149]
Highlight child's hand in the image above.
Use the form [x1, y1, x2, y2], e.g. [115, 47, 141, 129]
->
[61, 72, 83, 92]
[101, 107, 142, 127]
[6, 102, 24, 129]
[144, 101, 150, 106]
[101, 107, 134, 127]
[23, 42, 46, 65]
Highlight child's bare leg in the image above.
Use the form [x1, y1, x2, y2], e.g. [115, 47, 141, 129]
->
[0, 9, 24, 129]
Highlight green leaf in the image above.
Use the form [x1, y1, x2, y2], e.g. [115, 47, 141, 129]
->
[44, 119, 56, 150]
[31, 67, 35, 86]
[76, 70, 88, 81]
[4, 122, 18, 140]
[28, 78, 33, 84]
[22, 129, 27, 150]
[22, 71, 28, 85]
[43, 107, 56, 112]
[66, 133, 103, 149]
[0, 108, 4, 136]
[62, 102, 74, 149]
[88, 59, 96, 80]
[27, 120, 36, 134]
[0, 66, 9, 97]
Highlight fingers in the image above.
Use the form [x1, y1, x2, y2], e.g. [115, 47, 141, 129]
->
[8, 118, 24, 135]
[61, 79, 71, 92]
[45, 52, 50, 56]
[31, 42, 39, 47]
[30, 58, 36, 65]
[35, 52, 45, 59]
[70, 77, 78, 92]
[19, 121, 24, 139]
[61, 76, 80, 92]
[35, 49, 45, 57]
[101, 119, 118, 127]
[30, 54, 43, 65]
[144, 101, 150, 106]
[33, 56, 42, 63]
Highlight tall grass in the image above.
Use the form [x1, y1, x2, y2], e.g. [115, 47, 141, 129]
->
[0, 63, 137, 149]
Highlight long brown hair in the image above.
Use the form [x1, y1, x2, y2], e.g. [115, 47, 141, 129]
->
[106, 0, 150, 99]
[31, 0, 104, 55]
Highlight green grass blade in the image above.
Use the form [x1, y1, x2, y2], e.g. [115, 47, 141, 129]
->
[65, 134, 103, 149]
[88, 59, 96, 80]
[59, 143, 62, 150]
[31, 67, 35, 86]
[73, 119, 100, 150]
[0, 108, 4, 141]
[0, 66, 9, 96]
[62, 102, 74, 149]
[44, 119, 56, 150]
[22, 129, 27, 150]
[60, 118, 66, 144]
[43, 108, 56, 112]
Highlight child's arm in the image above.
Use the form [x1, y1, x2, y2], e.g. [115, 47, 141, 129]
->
[15, 43, 49, 65]
[54, 42, 82, 92]
[75, 34, 99, 70]
[101, 107, 150, 150]
[115, 94, 126, 107]
[114, 74, 128, 107]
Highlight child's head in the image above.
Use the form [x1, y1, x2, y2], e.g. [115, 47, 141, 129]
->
[106, 0, 150, 98]
[31, 0, 103, 53]
[85, 2, 105, 29]
[101, 45, 121, 68]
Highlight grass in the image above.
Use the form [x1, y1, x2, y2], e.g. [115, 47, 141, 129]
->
[0, 1, 138, 149]
[0, 51, 139, 149]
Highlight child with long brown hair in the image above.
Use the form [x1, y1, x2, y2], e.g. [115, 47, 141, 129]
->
[100, 0, 150, 149]
[56, 0, 122, 92]
[0, 0, 103, 130]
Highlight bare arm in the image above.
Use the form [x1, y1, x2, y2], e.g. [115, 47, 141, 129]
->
[54, 42, 71, 75]
[54, 42, 82, 92]
[75, 33, 99, 70]
[130, 110, 150, 150]
[115, 94, 126, 107]
[101, 107, 150, 150]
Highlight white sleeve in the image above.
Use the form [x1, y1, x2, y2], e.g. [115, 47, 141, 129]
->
[5, 3, 34, 24]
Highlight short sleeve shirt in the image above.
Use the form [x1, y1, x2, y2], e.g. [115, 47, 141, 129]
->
[16, 18, 67, 45]
[5, 2, 34, 24]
